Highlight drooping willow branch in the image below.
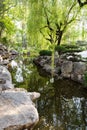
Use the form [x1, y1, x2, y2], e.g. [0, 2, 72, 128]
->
[0, 3, 17, 15]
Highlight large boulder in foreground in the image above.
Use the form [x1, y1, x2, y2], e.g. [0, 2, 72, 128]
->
[0, 88, 40, 130]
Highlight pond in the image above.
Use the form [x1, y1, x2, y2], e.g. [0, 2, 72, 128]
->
[10, 56, 87, 130]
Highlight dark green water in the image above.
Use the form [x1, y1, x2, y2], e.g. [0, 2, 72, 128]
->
[11, 57, 87, 130]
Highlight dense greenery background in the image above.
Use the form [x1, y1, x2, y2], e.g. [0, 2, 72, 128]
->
[0, 0, 87, 54]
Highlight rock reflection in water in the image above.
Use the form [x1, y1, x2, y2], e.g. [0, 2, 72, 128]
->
[15, 67, 23, 82]
[32, 79, 87, 130]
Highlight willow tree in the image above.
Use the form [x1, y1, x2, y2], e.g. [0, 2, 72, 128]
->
[0, 0, 17, 43]
[27, 0, 46, 50]
[27, 0, 81, 49]
[40, 0, 81, 46]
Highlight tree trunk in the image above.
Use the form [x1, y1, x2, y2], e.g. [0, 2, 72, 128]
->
[0, 29, 3, 41]
[57, 31, 63, 46]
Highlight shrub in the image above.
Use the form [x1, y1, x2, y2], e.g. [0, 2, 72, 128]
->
[39, 50, 52, 56]
[63, 44, 79, 49]
[55, 44, 84, 54]
[55, 45, 67, 54]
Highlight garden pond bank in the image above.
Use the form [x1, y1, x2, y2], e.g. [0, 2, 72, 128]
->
[10, 56, 87, 130]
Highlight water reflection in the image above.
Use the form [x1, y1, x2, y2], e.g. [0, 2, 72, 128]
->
[34, 95, 87, 129]
[15, 67, 23, 82]
[11, 57, 87, 130]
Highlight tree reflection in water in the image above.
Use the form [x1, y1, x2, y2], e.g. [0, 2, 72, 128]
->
[32, 78, 87, 130]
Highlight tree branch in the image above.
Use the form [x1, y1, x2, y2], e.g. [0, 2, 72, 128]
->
[42, 1, 54, 32]
[66, 2, 76, 22]
[77, 0, 87, 7]
[0, 4, 17, 15]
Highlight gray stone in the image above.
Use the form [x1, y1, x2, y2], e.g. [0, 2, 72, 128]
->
[61, 61, 73, 74]
[0, 89, 40, 130]
[39, 59, 47, 67]
[43, 64, 52, 73]
[55, 67, 61, 74]
[0, 66, 14, 91]
[0, 66, 12, 82]
[62, 73, 71, 78]
[10, 50, 18, 55]
[73, 62, 86, 75]
[71, 73, 84, 83]
[34, 56, 87, 83]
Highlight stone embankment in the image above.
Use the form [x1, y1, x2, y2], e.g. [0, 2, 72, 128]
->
[0, 43, 40, 130]
[33, 55, 87, 84]
[0, 66, 40, 130]
[0, 43, 18, 65]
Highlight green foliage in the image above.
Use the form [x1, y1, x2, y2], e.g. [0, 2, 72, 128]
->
[39, 50, 52, 56]
[55, 44, 84, 54]
[55, 45, 67, 54]
[64, 49, 83, 53]
[0, 21, 5, 29]
[62, 44, 79, 49]
[1, 37, 7, 44]
[2, 16, 15, 34]
[27, 0, 45, 49]
[0, 0, 17, 44]
[0, 0, 87, 51]
[27, 0, 87, 48]
[38, 0, 80, 45]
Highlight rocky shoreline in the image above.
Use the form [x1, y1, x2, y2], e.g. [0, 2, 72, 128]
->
[0, 44, 40, 130]
[33, 55, 87, 84]
[0, 66, 40, 130]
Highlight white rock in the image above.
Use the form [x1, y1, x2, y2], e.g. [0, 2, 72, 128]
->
[0, 89, 40, 130]
[10, 60, 18, 68]
[76, 51, 87, 58]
